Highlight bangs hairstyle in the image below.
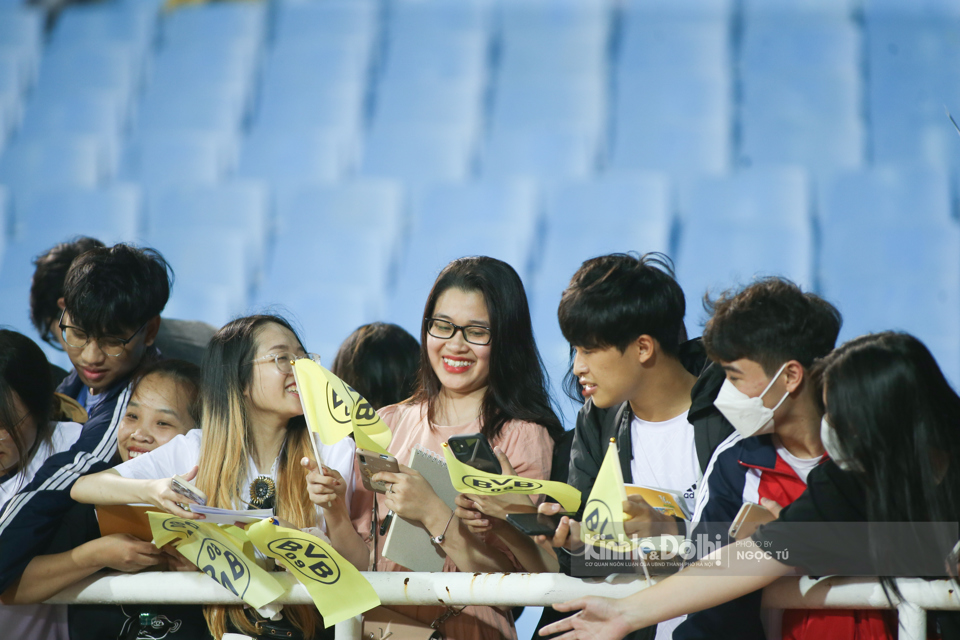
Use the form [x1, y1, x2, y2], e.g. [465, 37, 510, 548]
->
[30, 236, 105, 347]
[195, 315, 320, 639]
[331, 322, 420, 410]
[813, 332, 960, 599]
[130, 359, 202, 426]
[413, 256, 564, 442]
[703, 277, 841, 376]
[0, 330, 55, 479]
[558, 252, 686, 356]
[63, 243, 172, 337]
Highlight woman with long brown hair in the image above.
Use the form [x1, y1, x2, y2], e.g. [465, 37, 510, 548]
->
[72, 315, 359, 639]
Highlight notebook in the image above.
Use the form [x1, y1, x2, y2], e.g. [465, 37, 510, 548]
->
[625, 484, 691, 520]
[382, 445, 460, 571]
[97, 504, 154, 541]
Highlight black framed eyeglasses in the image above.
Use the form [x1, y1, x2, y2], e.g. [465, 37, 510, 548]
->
[58, 310, 149, 357]
[425, 318, 492, 345]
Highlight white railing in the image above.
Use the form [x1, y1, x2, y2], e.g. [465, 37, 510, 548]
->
[46, 572, 960, 639]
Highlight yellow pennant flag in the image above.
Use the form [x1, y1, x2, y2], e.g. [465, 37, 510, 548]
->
[247, 519, 381, 627]
[351, 398, 392, 456]
[148, 513, 285, 609]
[581, 439, 637, 552]
[441, 443, 582, 512]
[293, 358, 358, 445]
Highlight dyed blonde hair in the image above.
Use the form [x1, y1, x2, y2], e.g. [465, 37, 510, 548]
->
[195, 315, 320, 638]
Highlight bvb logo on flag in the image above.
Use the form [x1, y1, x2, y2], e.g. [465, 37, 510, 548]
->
[267, 537, 342, 585]
[351, 399, 379, 427]
[462, 476, 544, 493]
[326, 386, 354, 425]
[198, 539, 251, 598]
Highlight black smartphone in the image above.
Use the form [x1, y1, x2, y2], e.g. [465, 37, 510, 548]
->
[447, 433, 502, 474]
[506, 512, 577, 537]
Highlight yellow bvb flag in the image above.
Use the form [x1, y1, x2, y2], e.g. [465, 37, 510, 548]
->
[441, 443, 582, 512]
[148, 513, 285, 609]
[580, 438, 635, 552]
[247, 519, 381, 627]
[293, 358, 393, 455]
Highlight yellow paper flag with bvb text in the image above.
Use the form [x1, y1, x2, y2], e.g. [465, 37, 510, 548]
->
[441, 443, 582, 512]
[580, 439, 635, 552]
[247, 519, 380, 627]
[293, 358, 359, 445]
[148, 512, 285, 609]
[351, 398, 392, 456]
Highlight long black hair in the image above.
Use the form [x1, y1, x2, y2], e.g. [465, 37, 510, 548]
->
[815, 332, 960, 596]
[0, 330, 56, 478]
[412, 256, 564, 443]
[332, 322, 420, 410]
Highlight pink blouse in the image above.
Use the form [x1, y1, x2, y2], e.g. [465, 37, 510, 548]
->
[351, 401, 555, 640]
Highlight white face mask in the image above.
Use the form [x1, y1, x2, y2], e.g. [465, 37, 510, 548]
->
[820, 416, 859, 471]
[714, 363, 790, 438]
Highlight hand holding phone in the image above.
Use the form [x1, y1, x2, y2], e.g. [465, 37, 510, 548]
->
[447, 433, 502, 474]
[507, 512, 578, 537]
[728, 502, 776, 540]
[357, 449, 400, 493]
[171, 474, 207, 506]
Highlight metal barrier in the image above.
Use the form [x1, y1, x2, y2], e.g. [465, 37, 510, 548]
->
[46, 572, 960, 639]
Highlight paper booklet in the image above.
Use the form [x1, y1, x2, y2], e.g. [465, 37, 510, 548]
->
[382, 445, 460, 572]
[97, 503, 274, 538]
[625, 484, 691, 520]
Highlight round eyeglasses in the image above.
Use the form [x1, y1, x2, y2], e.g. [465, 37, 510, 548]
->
[58, 310, 148, 357]
[252, 352, 322, 374]
[425, 318, 492, 345]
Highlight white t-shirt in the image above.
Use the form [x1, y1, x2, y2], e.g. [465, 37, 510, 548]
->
[629, 411, 701, 515]
[774, 437, 823, 485]
[0, 421, 84, 508]
[629, 411, 702, 640]
[0, 421, 82, 640]
[114, 429, 356, 529]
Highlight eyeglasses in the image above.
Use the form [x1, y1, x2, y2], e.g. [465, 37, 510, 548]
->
[425, 318, 492, 345]
[252, 352, 322, 375]
[58, 310, 148, 357]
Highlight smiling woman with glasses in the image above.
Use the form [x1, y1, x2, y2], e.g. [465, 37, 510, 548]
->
[71, 314, 359, 640]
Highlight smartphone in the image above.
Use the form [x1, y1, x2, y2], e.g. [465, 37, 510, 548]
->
[172, 474, 207, 506]
[447, 433, 502, 475]
[728, 502, 775, 540]
[356, 448, 400, 493]
[506, 512, 577, 537]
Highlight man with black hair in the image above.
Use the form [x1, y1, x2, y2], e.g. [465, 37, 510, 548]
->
[673, 278, 888, 640]
[29, 236, 215, 372]
[537, 253, 735, 640]
[0, 244, 174, 592]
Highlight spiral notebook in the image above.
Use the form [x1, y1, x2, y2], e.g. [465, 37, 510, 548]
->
[382, 445, 460, 571]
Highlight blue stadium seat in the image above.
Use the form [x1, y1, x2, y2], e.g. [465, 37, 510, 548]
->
[265, 40, 372, 86]
[33, 43, 142, 108]
[146, 181, 270, 278]
[51, 2, 158, 55]
[385, 31, 488, 81]
[255, 79, 366, 137]
[739, 116, 864, 173]
[389, 0, 492, 37]
[360, 125, 477, 184]
[480, 128, 599, 181]
[137, 87, 246, 134]
[0, 136, 105, 191]
[608, 118, 731, 176]
[819, 221, 960, 386]
[535, 173, 674, 313]
[498, 33, 608, 80]
[148, 230, 252, 321]
[373, 78, 485, 131]
[676, 168, 814, 320]
[491, 77, 607, 138]
[0, 7, 43, 80]
[260, 181, 406, 333]
[274, 0, 378, 52]
[386, 180, 541, 336]
[863, 0, 960, 20]
[743, 0, 856, 20]
[741, 21, 860, 75]
[13, 185, 143, 246]
[618, 21, 730, 76]
[161, 1, 266, 48]
[622, 0, 732, 21]
[616, 71, 731, 123]
[818, 167, 952, 226]
[122, 132, 235, 187]
[498, 0, 612, 42]
[238, 132, 350, 188]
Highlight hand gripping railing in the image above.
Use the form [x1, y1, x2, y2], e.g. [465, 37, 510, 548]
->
[46, 572, 960, 639]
